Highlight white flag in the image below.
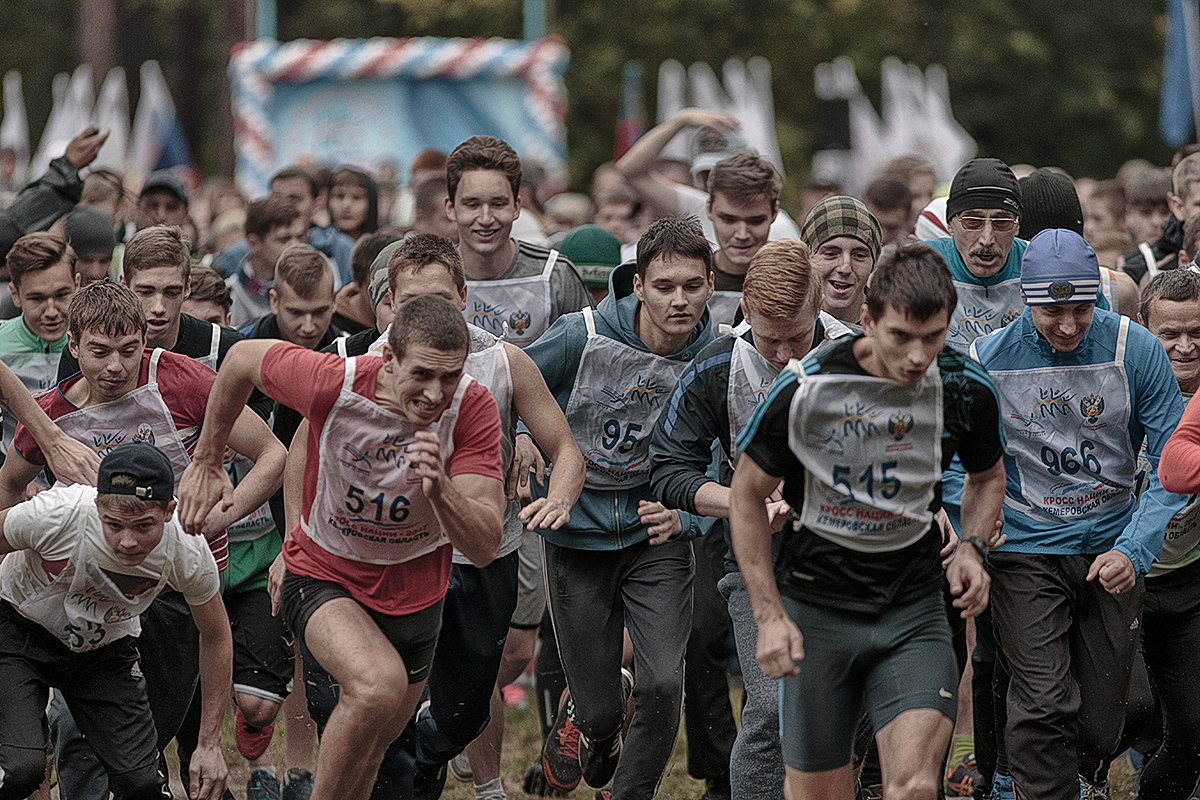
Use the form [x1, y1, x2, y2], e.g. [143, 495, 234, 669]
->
[32, 64, 95, 178]
[0, 71, 30, 185]
[92, 67, 130, 171]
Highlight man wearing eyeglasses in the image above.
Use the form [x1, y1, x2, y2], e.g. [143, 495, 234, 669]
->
[926, 158, 1026, 352]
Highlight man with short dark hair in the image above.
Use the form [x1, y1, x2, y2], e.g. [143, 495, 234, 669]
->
[694, 151, 784, 327]
[244, 243, 340, 351]
[300, 234, 585, 800]
[178, 294, 506, 800]
[0, 232, 76, 456]
[215, 166, 356, 287]
[525, 216, 716, 798]
[614, 108, 801, 249]
[863, 177, 916, 245]
[650, 238, 853, 800]
[228, 195, 307, 328]
[730, 242, 1005, 800]
[447, 135, 590, 348]
[0, 442, 233, 800]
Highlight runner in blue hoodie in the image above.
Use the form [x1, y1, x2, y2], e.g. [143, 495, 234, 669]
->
[968, 228, 1187, 800]
[524, 216, 715, 800]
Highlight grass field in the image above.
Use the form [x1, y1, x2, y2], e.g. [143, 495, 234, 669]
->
[149, 687, 709, 800]
[44, 681, 1137, 799]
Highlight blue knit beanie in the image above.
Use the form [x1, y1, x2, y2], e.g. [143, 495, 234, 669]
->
[1020, 228, 1100, 305]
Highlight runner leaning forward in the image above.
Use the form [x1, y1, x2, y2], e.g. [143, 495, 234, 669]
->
[177, 293, 506, 800]
[730, 242, 1007, 800]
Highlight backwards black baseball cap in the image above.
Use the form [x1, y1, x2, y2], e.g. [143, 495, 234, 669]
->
[98, 442, 174, 500]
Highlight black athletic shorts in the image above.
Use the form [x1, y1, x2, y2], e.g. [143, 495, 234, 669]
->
[280, 570, 442, 683]
[227, 588, 294, 702]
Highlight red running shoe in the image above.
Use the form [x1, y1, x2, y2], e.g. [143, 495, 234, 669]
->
[541, 695, 582, 792]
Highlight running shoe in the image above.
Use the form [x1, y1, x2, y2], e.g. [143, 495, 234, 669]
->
[1079, 778, 1110, 800]
[522, 761, 571, 797]
[542, 695, 583, 792]
[281, 768, 314, 800]
[246, 768, 282, 800]
[578, 668, 634, 789]
[578, 730, 622, 789]
[235, 705, 275, 760]
[450, 751, 474, 783]
[946, 753, 983, 797]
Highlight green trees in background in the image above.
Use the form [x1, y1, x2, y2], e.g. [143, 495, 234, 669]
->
[0, 0, 1179, 202]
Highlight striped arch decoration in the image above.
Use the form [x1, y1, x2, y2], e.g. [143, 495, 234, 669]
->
[229, 36, 569, 197]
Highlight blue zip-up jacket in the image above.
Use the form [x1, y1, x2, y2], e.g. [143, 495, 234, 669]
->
[973, 307, 1187, 575]
[524, 262, 715, 550]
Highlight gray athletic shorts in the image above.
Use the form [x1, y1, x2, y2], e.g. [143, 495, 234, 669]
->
[510, 527, 546, 629]
[779, 591, 957, 772]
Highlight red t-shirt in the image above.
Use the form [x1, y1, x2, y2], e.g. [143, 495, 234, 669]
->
[12, 349, 228, 569]
[260, 342, 502, 615]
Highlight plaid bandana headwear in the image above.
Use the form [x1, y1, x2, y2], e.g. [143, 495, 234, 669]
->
[800, 196, 883, 261]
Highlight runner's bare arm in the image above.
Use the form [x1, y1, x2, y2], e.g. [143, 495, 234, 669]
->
[960, 458, 1007, 549]
[730, 453, 803, 678]
[0, 507, 15, 555]
[614, 108, 740, 215]
[179, 339, 280, 532]
[0, 363, 100, 485]
[506, 344, 584, 531]
[283, 420, 307, 533]
[197, 407, 286, 535]
[188, 592, 233, 800]
[947, 458, 1007, 618]
[269, 419, 308, 616]
[409, 429, 504, 566]
[0, 450, 44, 512]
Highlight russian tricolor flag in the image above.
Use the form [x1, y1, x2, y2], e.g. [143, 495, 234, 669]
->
[1160, 0, 1200, 148]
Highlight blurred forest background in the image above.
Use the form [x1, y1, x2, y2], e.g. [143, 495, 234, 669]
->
[0, 0, 1179, 202]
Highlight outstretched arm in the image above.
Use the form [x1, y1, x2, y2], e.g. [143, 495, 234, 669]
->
[187, 593, 233, 800]
[197, 407, 285, 536]
[614, 108, 741, 214]
[730, 454, 803, 678]
[0, 363, 100, 486]
[178, 339, 281, 532]
[505, 344, 583, 531]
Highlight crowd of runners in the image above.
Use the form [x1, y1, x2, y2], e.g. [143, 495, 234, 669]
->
[0, 110, 1199, 800]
